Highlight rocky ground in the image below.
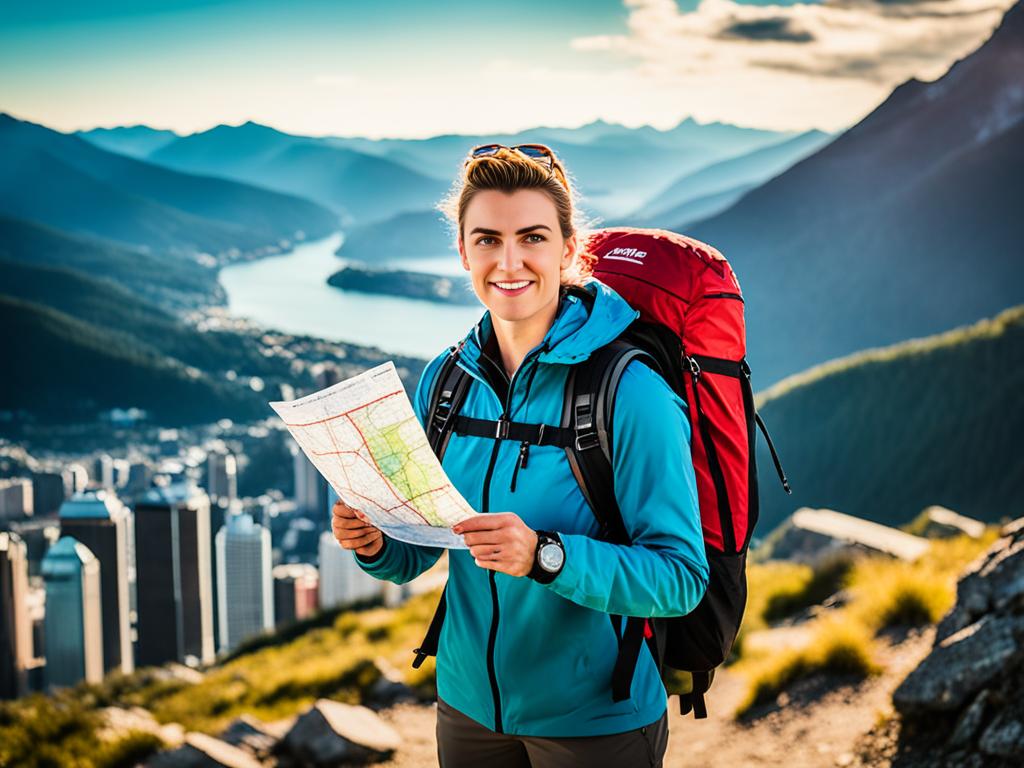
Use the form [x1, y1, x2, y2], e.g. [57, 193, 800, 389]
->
[369, 626, 934, 768]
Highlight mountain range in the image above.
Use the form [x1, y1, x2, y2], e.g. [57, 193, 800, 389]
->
[687, 0, 1024, 385]
[0, 113, 338, 259]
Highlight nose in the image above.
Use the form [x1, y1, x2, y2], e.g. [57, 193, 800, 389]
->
[498, 241, 524, 274]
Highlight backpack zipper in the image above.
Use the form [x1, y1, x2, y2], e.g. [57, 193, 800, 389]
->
[474, 341, 547, 734]
[702, 292, 744, 301]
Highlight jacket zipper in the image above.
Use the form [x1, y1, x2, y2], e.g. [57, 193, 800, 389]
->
[474, 342, 545, 734]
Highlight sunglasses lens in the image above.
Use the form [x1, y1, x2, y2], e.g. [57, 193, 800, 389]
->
[515, 145, 554, 168]
[471, 144, 501, 158]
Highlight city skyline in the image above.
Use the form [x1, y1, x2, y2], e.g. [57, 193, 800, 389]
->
[1, 0, 1017, 138]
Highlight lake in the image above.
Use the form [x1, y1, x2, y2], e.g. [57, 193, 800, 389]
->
[219, 232, 485, 360]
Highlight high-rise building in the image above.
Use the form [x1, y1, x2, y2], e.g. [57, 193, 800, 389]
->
[206, 451, 238, 505]
[0, 531, 32, 699]
[31, 472, 66, 518]
[0, 479, 33, 521]
[272, 563, 319, 628]
[64, 464, 90, 495]
[214, 513, 273, 653]
[93, 454, 115, 490]
[58, 490, 134, 675]
[292, 441, 328, 519]
[317, 531, 382, 609]
[134, 482, 214, 668]
[41, 537, 103, 689]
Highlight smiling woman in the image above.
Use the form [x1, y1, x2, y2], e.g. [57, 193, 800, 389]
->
[330, 142, 708, 768]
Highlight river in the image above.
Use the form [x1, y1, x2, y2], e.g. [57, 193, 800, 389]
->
[218, 232, 485, 360]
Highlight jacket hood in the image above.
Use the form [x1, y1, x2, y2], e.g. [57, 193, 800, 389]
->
[456, 277, 639, 374]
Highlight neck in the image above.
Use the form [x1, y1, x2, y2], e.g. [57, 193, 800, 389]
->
[490, 294, 561, 379]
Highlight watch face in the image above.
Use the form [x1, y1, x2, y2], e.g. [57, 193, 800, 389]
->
[539, 542, 564, 572]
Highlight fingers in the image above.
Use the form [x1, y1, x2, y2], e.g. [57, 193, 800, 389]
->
[452, 512, 516, 534]
[462, 530, 507, 547]
[337, 529, 382, 551]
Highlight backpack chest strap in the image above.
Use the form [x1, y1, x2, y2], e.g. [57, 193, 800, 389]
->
[451, 415, 577, 448]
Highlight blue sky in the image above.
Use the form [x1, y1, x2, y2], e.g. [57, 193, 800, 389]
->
[0, 0, 1015, 138]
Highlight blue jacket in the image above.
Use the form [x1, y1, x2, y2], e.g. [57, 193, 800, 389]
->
[355, 277, 709, 737]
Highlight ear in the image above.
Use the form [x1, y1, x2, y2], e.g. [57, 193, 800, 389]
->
[562, 232, 577, 269]
[458, 236, 469, 271]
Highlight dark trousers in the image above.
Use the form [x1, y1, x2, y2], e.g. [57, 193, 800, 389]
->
[436, 697, 669, 768]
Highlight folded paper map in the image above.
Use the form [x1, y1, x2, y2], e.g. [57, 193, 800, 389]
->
[269, 361, 478, 549]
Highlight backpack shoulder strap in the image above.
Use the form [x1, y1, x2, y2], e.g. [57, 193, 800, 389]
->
[561, 338, 660, 544]
[425, 345, 473, 460]
[413, 346, 471, 670]
[562, 336, 662, 702]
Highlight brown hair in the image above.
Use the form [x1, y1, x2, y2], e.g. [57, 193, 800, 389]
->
[436, 146, 599, 288]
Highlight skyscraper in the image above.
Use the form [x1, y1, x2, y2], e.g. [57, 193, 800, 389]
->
[41, 536, 103, 689]
[134, 482, 214, 668]
[272, 563, 319, 628]
[215, 512, 273, 653]
[0, 531, 32, 699]
[206, 450, 238, 505]
[317, 531, 382, 609]
[58, 490, 134, 675]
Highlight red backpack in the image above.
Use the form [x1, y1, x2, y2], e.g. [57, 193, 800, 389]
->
[415, 226, 790, 718]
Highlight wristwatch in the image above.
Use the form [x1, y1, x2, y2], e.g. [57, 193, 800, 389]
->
[528, 530, 565, 584]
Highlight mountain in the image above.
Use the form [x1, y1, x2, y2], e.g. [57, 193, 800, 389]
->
[0, 213, 221, 311]
[335, 209, 455, 264]
[0, 293, 269, 425]
[752, 305, 1024, 539]
[77, 125, 181, 158]
[0, 258, 284, 378]
[148, 121, 449, 226]
[686, 1, 1024, 386]
[0, 113, 338, 257]
[630, 129, 832, 224]
[621, 182, 757, 231]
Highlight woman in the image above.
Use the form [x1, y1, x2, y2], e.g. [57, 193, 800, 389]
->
[332, 143, 709, 767]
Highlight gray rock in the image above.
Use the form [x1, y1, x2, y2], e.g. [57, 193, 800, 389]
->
[364, 658, 419, 710]
[217, 714, 279, 760]
[145, 733, 263, 768]
[948, 689, 991, 748]
[276, 698, 401, 766]
[979, 711, 1024, 758]
[893, 614, 1024, 715]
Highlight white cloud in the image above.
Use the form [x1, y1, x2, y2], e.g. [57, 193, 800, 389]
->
[565, 0, 1017, 130]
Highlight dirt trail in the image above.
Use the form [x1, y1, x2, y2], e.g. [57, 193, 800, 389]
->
[375, 626, 933, 768]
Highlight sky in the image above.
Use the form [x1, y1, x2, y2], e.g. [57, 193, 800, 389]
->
[0, 0, 1016, 139]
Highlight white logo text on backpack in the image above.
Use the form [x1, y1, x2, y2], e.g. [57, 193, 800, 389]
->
[603, 247, 647, 265]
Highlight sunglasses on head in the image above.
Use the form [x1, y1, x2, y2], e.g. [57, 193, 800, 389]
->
[466, 143, 557, 170]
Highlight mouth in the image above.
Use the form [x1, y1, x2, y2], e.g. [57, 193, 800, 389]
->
[490, 280, 534, 297]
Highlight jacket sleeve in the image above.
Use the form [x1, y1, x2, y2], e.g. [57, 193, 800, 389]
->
[352, 350, 448, 584]
[543, 360, 710, 617]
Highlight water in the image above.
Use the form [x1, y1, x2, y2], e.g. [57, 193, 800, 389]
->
[219, 232, 484, 359]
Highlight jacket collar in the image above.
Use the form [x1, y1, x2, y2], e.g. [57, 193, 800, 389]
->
[454, 278, 639, 379]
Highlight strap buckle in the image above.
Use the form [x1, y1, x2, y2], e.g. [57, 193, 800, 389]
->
[495, 417, 510, 440]
[573, 395, 600, 451]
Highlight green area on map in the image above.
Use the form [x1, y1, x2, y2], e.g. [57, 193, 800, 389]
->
[350, 408, 450, 526]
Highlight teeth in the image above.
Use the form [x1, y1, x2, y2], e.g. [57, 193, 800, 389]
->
[494, 281, 531, 290]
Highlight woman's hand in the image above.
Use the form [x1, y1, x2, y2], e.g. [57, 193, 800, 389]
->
[332, 499, 384, 557]
[453, 513, 538, 577]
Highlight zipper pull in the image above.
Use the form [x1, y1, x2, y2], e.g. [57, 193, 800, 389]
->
[509, 440, 530, 493]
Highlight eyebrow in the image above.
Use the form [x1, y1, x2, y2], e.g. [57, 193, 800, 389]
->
[468, 224, 553, 236]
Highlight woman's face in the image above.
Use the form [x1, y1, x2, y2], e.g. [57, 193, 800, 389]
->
[459, 188, 575, 330]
